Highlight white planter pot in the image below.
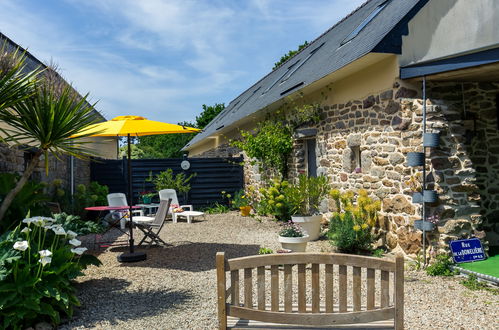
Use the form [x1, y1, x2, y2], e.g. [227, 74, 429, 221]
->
[291, 215, 323, 241]
[278, 235, 309, 252]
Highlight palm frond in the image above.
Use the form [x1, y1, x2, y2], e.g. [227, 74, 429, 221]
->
[0, 43, 40, 111]
[0, 85, 104, 170]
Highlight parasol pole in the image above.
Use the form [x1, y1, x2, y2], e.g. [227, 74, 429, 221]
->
[117, 133, 146, 262]
[127, 133, 135, 253]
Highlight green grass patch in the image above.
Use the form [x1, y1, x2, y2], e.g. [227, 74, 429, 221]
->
[458, 246, 499, 278]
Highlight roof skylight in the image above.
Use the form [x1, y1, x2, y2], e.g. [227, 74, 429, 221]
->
[280, 43, 324, 84]
[340, 0, 389, 46]
[262, 61, 300, 95]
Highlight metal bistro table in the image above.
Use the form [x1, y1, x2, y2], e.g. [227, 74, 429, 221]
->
[85, 205, 142, 249]
[135, 203, 160, 216]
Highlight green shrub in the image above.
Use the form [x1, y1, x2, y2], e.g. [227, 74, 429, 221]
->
[286, 174, 330, 216]
[151, 168, 195, 194]
[460, 274, 499, 294]
[426, 254, 456, 276]
[0, 173, 48, 233]
[52, 213, 105, 235]
[229, 190, 248, 209]
[204, 203, 230, 214]
[258, 247, 274, 255]
[327, 190, 380, 253]
[0, 217, 101, 328]
[372, 248, 385, 258]
[230, 120, 293, 177]
[72, 181, 109, 217]
[258, 179, 291, 221]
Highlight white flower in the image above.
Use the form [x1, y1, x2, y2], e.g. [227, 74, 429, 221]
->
[39, 256, 52, 266]
[52, 226, 66, 236]
[67, 230, 78, 239]
[21, 227, 31, 234]
[38, 249, 52, 258]
[13, 240, 29, 251]
[23, 216, 54, 227]
[71, 247, 87, 255]
[69, 239, 81, 247]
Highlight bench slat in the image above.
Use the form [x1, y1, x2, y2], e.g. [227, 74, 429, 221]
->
[325, 264, 334, 313]
[381, 270, 389, 308]
[366, 268, 375, 310]
[352, 266, 361, 311]
[227, 305, 396, 326]
[257, 266, 265, 310]
[231, 270, 239, 306]
[284, 265, 293, 312]
[228, 253, 395, 272]
[244, 268, 253, 308]
[298, 264, 306, 313]
[395, 254, 404, 330]
[271, 265, 279, 311]
[338, 265, 347, 313]
[311, 264, 320, 313]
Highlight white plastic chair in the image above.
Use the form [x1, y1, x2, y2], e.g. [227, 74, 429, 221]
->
[158, 189, 193, 211]
[107, 193, 143, 216]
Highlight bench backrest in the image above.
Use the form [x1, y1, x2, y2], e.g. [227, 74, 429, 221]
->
[216, 252, 404, 329]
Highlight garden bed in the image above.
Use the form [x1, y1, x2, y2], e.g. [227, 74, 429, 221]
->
[61, 212, 498, 329]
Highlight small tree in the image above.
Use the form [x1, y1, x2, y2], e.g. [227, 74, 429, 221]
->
[230, 120, 293, 178]
[0, 86, 102, 224]
[196, 103, 225, 129]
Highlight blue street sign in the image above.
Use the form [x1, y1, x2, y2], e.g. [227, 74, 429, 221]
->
[449, 238, 486, 263]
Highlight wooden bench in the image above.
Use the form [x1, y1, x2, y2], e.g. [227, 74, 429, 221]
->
[216, 252, 404, 329]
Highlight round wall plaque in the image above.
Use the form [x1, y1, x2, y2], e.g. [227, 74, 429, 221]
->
[181, 160, 190, 170]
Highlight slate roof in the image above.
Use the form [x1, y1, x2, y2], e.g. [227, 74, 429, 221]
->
[185, 0, 427, 150]
[0, 32, 106, 121]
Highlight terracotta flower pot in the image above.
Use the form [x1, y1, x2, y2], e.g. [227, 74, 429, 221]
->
[239, 206, 252, 216]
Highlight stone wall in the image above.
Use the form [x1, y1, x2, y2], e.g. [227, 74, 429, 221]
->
[427, 81, 499, 246]
[0, 144, 91, 192]
[194, 79, 497, 257]
[195, 143, 241, 159]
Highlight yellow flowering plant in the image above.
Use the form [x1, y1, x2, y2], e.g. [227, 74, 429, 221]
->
[327, 189, 381, 253]
[258, 179, 291, 221]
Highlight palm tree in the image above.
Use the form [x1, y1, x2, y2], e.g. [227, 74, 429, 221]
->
[0, 44, 39, 111]
[0, 85, 103, 223]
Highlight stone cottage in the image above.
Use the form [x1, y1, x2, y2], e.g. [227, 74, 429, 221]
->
[183, 0, 499, 257]
[0, 32, 118, 192]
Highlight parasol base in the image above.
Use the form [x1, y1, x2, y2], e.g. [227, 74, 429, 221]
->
[117, 252, 147, 263]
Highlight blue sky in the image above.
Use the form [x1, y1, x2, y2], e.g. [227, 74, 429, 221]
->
[0, 0, 365, 124]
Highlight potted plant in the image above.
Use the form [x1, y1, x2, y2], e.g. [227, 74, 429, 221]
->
[229, 190, 252, 216]
[139, 191, 156, 204]
[286, 174, 330, 240]
[278, 221, 309, 252]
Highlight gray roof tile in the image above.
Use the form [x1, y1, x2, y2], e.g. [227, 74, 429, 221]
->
[186, 0, 425, 149]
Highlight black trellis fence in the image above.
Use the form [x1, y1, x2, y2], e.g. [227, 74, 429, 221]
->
[90, 157, 244, 207]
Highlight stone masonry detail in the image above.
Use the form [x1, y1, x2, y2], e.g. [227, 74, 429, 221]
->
[198, 80, 497, 258]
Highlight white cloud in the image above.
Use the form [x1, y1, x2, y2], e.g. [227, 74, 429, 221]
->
[0, 0, 366, 123]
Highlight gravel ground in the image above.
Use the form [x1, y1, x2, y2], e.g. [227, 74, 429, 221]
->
[61, 212, 498, 330]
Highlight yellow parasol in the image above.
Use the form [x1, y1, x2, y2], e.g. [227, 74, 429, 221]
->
[74, 115, 200, 262]
[77, 115, 199, 136]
